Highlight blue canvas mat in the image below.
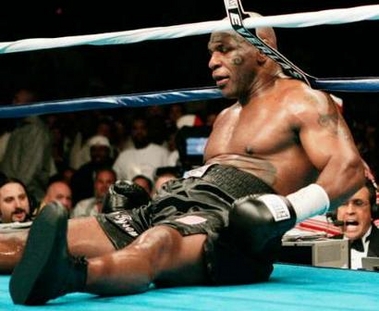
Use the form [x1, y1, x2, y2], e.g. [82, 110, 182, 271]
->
[1, 263, 379, 311]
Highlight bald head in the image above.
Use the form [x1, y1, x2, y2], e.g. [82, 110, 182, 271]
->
[223, 11, 277, 49]
[248, 12, 277, 49]
[43, 181, 72, 211]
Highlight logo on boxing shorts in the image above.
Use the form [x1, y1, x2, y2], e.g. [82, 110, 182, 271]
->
[183, 164, 212, 178]
[112, 212, 139, 237]
[176, 215, 207, 225]
[259, 194, 291, 222]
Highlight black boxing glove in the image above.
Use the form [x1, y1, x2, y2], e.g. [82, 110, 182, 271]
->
[229, 194, 297, 254]
[102, 180, 151, 213]
[229, 184, 330, 253]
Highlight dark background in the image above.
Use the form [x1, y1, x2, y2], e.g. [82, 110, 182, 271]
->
[0, 0, 378, 123]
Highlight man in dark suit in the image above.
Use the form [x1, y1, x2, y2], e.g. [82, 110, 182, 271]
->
[333, 178, 379, 269]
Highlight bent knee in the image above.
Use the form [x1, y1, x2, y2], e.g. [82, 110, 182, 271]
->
[134, 226, 207, 286]
[135, 226, 183, 254]
[134, 226, 205, 269]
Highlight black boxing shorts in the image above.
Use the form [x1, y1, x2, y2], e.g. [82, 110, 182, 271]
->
[96, 164, 278, 284]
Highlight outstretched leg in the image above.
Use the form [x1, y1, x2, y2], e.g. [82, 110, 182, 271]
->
[10, 202, 207, 305]
[0, 205, 115, 274]
[1, 178, 154, 274]
[85, 224, 207, 296]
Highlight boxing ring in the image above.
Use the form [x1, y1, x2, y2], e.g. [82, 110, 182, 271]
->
[1, 2, 379, 310]
[1, 264, 379, 310]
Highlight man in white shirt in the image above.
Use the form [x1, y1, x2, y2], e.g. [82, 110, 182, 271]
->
[113, 116, 169, 181]
[71, 168, 116, 218]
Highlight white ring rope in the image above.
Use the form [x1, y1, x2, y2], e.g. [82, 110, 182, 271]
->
[0, 5, 378, 54]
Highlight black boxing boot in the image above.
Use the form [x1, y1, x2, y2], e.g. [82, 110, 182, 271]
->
[9, 202, 87, 305]
[102, 179, 151, 213]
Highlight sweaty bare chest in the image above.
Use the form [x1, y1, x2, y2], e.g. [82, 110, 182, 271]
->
[206, 111, 294, 157]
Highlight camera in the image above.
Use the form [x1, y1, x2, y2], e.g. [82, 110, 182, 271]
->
[175, 125, 212, 171]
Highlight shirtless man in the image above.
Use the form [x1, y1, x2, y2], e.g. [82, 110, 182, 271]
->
[8, 13, 364, 305]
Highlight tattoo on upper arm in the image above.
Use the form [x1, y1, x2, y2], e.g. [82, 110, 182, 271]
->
[318, 112, 339, 135]
[318, 108, 351, 140]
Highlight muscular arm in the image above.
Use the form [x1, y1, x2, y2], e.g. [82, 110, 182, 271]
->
[294, 89, 365, 209]
[228, 89, 366, 251]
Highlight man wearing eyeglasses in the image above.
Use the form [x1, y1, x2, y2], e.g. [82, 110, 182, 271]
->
[333, 178, 379, 269]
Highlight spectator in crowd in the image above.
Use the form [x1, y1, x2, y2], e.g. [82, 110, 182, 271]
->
[331, 178, 379, 269]
[152, 166, 182, 196]
[0, 177, 34, 223]
[145, 105, 169, 146]
[112, 116, 132, 156]
[113, 116, 169, 181]
[70, 135, 114, 205]
[68, 112, 114, 170]
[0, 87, 56, 202]
[132, 175, 154, 197]
[71, 167, 116, 218]
[47, 114, 73, 175]
[35, 180, 73, 215]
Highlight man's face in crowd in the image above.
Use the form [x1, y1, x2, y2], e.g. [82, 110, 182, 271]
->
[0, 182, 30, 223]
[44, 182, 73, 212]
[337, 186, 372, 240]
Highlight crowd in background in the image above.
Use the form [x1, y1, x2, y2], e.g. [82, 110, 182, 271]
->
[0, 87, 230, 221]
